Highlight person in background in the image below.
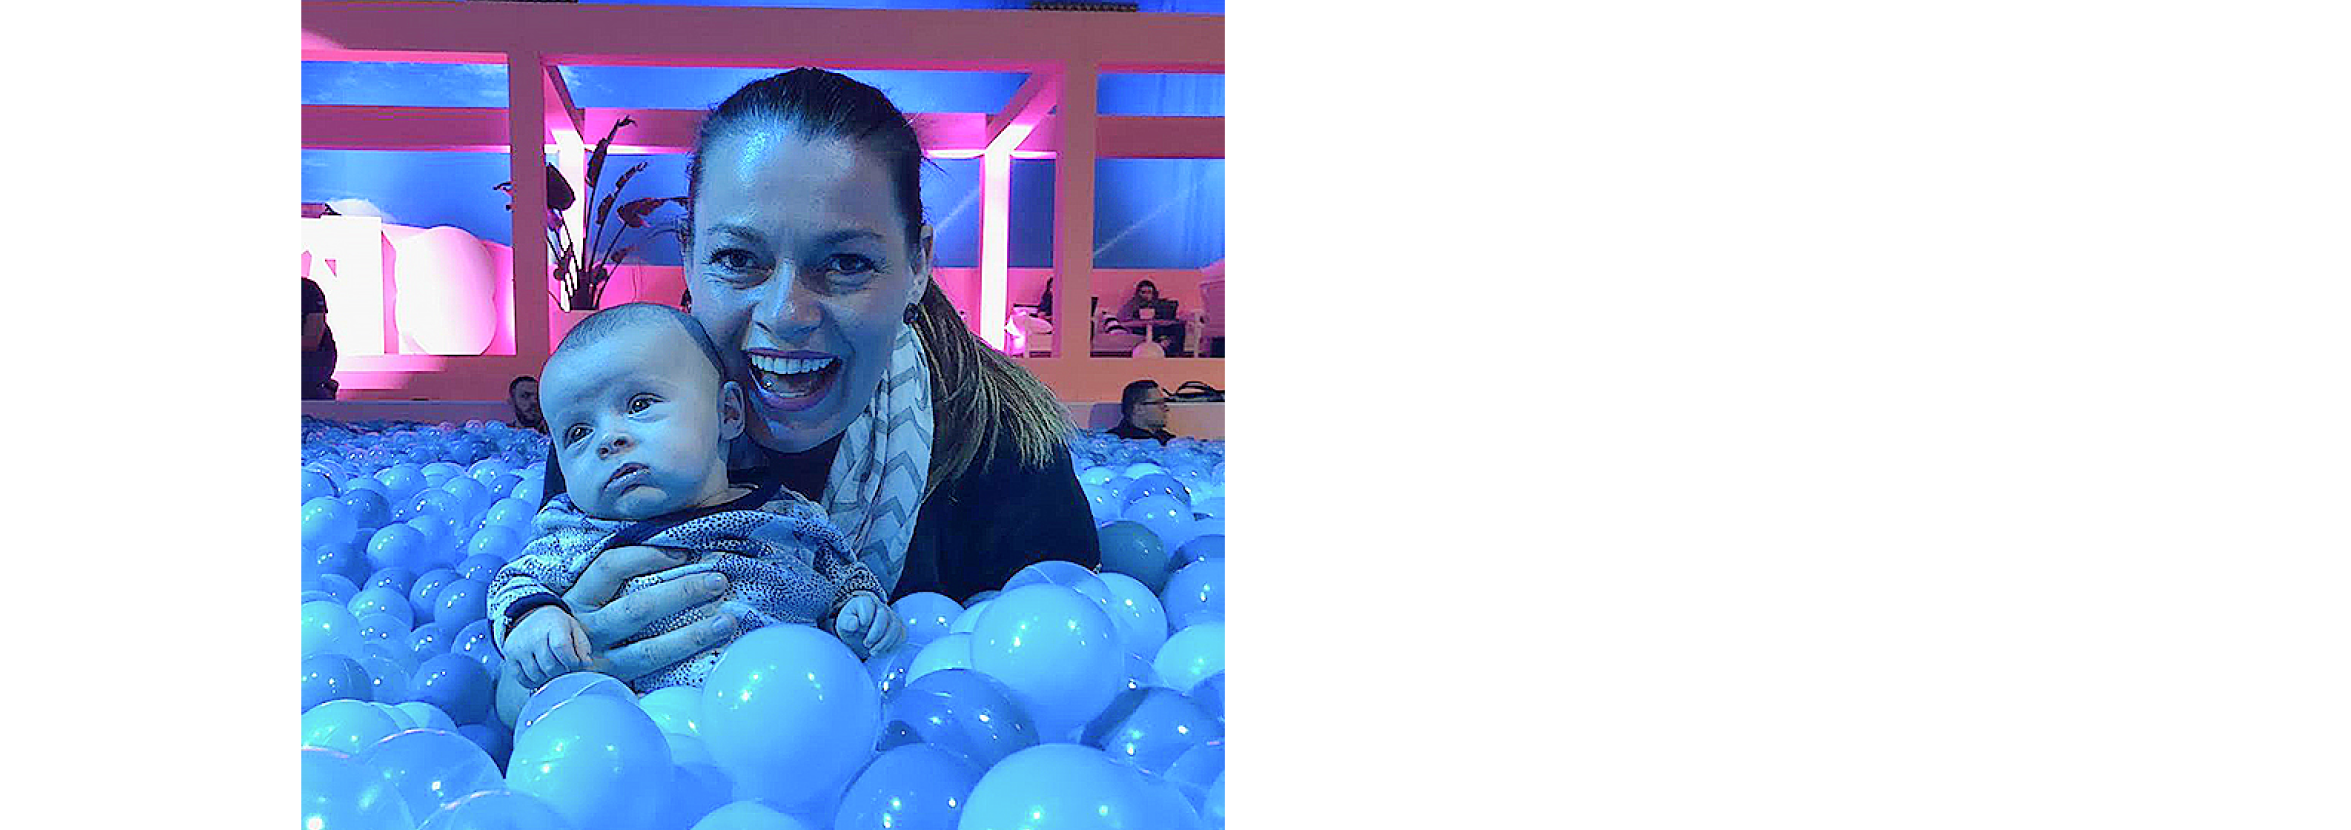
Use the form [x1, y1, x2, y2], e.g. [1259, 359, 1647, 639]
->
[508, 376, 546, 434]
[302, 277, 338, 400]
[1110, 279, 1187, 356]
[1108, 379, 1176, 444]
[681, 287, 693, 313]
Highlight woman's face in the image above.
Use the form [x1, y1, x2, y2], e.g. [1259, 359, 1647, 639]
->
[1138, 284, 1158, 302]
[688, 127, 930, 454]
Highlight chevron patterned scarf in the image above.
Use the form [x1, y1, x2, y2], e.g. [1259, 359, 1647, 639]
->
[814, 322, 934, 594]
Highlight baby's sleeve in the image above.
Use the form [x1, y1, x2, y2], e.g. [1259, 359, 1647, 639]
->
[488, 528, 593, 648]
[812, 536, 886, 620]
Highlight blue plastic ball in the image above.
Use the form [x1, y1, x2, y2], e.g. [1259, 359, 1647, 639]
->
[409, 621, 457, 664]
[1159, 559, 1224, 631]
[455, 723, 511, 770]
[303, 698, 404, 754]
[1151, 622, 1225, 695]
[409, 568, 461, 618]
[397, 701, 461, 733]
[892, 592, 961, 648]
[637, 686, 704, 737]
[955, 744, 1160, 830]
[375, 465, 428, 500]
[360, 727, 506, 817]
[969, 585, 1126, 741]
[1080, 687, 1223, 776]
[304, 496, 359, 550]
[303, 470, 339, 503]
[415, 789, 576, 830]
[303, 653, 376, 705]
[456, 553, 505, 585]
[658, 763, 735, 830]
[341, 488, 393, 533]
[1082, 486, 1122, 525]
[355, 652, 414, 703]
[1189, 672, 1225, 721]
[1095, 521, 1174, 593]
[303, 600, 365, 659]
[466, 525, 525, 562]
[313, 573, 361, 605]
[688, 801, 809, 830]
[1005, 560, 1113, 607]
[1173, 535, 1224, 568]
[865, 644, 924, 697]
[302, 746, 416, 830]
[1095, 572, 1171, 659]
[1121, 651, 1161, 694]
[907, 632, 974, 685]
[367, 524, 435, 575]
[410, 653, 494, 726]
[833, 744, 983, 830]
[1116, 473, 1191, 509]
[515, 672, 636, 737]
[433, 578, 490, 627]
[506, 693, 673, 830]
[880, 669, 1040, 771]
[442, 476, 491, 513]
[349, 586, 414, 627]
[1122, 495, 1193, 546]
[451, 618, 501, 670]
[699, 625, 882, 812]
[307, 541, 369, 584]
[366, 566, 419, 597]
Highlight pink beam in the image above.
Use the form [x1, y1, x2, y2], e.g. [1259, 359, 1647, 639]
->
[508, 51, 552, 363]
[1095, 116, 1223, 159]
[986, 72, 1063, 156]
[304, 106, 515, 152]
[978, 150, 1013, 352]
[302, 2, 1220, 71]
[544, 63, 586, 145]
[306, 105, 1220, 160]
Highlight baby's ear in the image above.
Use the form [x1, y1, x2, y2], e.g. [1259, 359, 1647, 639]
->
[718, 381, 746, 440]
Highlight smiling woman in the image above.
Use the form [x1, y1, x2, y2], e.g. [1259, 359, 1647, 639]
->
[505, 69, 1100, 723]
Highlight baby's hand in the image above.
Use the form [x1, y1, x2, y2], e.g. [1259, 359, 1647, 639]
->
[511, 606, 593, 688]
[834, 592, 907, 658]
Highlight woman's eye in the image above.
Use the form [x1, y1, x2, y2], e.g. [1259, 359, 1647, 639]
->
[822, 254, 878, 276]
[628, 395, 658, 413]
[709, 249, 761, 273]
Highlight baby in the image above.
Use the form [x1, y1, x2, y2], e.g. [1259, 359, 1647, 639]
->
[489, 303, 905, 692]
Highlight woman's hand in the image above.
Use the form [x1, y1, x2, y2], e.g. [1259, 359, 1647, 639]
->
[493, 545, 737, 726]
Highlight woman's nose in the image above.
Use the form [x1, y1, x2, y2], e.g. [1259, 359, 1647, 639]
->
[753, 278, 823, 339]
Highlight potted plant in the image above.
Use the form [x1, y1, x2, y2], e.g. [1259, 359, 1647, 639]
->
[498, 116, 688, 311]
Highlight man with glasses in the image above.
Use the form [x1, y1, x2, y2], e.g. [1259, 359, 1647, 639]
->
[1109, 379, 1178, 444]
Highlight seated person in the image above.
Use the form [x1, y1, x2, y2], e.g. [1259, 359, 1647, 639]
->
[508, 375, 547, 435]
[489, 303, 906, 693]
[1109, 280, 1187, 356]
[1107, 379, 1177, 444]
[302, 277, 337, 400]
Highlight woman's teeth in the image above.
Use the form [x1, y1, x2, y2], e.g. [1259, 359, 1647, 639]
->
[749, 354, 838, 397]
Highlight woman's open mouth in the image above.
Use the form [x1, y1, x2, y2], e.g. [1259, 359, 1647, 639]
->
[746, 350, 843, 413]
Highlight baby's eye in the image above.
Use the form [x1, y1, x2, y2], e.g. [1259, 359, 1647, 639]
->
[628, 394, 658, 413]
[564, 425, 589, 445]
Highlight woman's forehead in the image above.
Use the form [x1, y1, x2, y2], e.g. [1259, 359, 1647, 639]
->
[697, 128, 903, 239]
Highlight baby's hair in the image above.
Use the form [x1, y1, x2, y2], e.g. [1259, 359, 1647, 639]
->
[551, 302, 728, 382]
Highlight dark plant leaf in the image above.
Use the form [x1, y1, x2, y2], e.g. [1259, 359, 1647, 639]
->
[545, 163, 576, 211]
[603, 245, 633, 265]
[586, 116, 634, 190]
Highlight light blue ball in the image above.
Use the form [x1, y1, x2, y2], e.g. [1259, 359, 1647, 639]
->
[312, 573, 361, 605]
[433, 578, 491, 628]
[1079, 687, 1223, 777]
[865, 643, 924, 697]
[968, 585, 1125, 742]
[484, 497, 537, 531]
[1095, 572, 1171, 659]
[1173, 535, 1224, 569]
[354, 652, 413, 703]
[699, 625, 881, 812]
[456, 553, 505, 585]
[415, 789, 577, 830]
[955, 744, 1159, 830]
[1120, 651, 1161, 694]
[303, 653, 374, 711]
[688, 801, 810, 830]
[1005, 561, 1112, 606]
[443, 477, 492, 515]
[366, 524, 434, 575]
[303, 600, 364, 659]
[341, 489, 394, 533]
[637, 686, 704, 738]
[1122, 495, 1193, 547]
[303, 697, 405, 754]
[1077, 467, 1118, 487]
[409, 621, 458, 664]
[880, 669, 1040, 772]
[452, 618, 502, 673]
[466, 525, 525, 562]
[1152, 622, 1225, 695]
[409, 568, 461, 617]
[506, 694, 673, 830]
[907, 632, 974, 685]
[455, 723, 510, 770]
[396, 701, 461, 733]
[1095, 521, 1173, 593]
[832, 744, 982, 830]
[360, 727, 505, 818]
[515, 672, 636, 737]
[304, 496, 359, 551]
[1116, 473, 1191, 509]
[302, 746, 415, 830]
[410, 654, 493, 726]
[657, 762, 735, 830]
[349, 587, 414, 628]
[376, 464, 428, 500]
[892, 592, 962, 648]
[1160, 559, 1225, 631]
[366, 566, 419, 597]
[303, 470, 339, 503]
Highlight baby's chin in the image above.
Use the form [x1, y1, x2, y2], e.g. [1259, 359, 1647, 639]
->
[595, 487, 700, 521]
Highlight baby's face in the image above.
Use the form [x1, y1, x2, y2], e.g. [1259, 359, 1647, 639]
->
[541, 323, 742, 520]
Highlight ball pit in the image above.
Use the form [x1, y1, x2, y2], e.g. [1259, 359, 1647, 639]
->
[299, 418, 1225, 828]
